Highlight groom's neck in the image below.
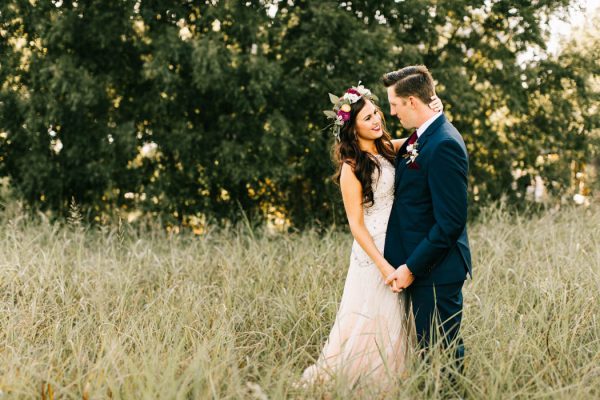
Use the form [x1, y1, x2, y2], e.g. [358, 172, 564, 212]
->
[413, 107, 437, 130]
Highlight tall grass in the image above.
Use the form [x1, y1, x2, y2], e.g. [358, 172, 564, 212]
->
[0, 203, 598, 399]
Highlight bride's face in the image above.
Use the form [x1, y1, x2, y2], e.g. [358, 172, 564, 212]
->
[354, 100, 383, 141]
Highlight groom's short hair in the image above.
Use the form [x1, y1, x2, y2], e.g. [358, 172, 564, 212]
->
[382, 65, 435, 105]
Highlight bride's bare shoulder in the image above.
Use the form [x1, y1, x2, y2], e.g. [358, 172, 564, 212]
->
[341, 159, 356, 170]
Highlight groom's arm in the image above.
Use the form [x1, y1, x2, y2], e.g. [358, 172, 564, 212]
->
[406, 138, 468, 277]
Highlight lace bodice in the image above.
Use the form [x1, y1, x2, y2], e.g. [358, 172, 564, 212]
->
[351, 154, 395, 267]
[364, 155, 395, 219]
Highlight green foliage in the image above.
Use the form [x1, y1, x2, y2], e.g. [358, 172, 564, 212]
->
[0, 0, 597, 227]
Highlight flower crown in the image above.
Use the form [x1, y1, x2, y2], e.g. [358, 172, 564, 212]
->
[323, 82, 378, 141]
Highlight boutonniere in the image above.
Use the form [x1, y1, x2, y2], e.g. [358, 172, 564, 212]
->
[403, 141, 419, 164]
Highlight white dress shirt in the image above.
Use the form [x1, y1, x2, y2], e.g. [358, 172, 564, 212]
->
[416, 112, 442, 138]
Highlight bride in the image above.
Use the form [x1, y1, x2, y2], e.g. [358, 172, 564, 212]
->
[299, 83, 442, 387]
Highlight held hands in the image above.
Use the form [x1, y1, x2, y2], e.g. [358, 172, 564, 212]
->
[384, 264, 415, 293]
[428, 95, 443, 113]
[380, 264, 401, 293]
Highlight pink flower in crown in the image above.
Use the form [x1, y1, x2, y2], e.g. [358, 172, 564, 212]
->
[337, 109, 351, 122]
[346, 88, 361, 96]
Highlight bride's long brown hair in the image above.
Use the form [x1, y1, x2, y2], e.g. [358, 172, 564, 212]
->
[332, 97, 396, 207]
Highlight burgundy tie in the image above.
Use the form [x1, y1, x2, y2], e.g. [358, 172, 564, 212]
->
[407, 130, 418, 145]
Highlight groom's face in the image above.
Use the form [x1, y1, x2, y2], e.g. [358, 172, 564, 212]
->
[387, 86, 415, 130]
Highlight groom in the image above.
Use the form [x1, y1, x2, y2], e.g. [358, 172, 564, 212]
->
[382, 65, 472, 375]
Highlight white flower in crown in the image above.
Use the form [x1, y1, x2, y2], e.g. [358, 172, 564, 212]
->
[355, 83, 372, 97]
[343, 92, 361, 103]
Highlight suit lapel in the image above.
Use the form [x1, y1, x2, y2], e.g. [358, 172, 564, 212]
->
[415, 113, 446, 152]
[394, 153, 409, 190]
[394, 138, 411, 189]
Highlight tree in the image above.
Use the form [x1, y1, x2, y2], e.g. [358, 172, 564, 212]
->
[0, 0, 597, 228]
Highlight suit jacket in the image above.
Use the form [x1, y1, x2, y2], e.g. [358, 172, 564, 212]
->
[384, 114, 472, 286]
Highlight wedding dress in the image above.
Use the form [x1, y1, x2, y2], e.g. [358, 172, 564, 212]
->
[300, 154, 413, 387]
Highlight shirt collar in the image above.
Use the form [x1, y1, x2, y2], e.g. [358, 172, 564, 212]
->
[416, 112, 442, 138]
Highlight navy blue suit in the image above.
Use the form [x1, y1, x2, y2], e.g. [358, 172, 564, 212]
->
[384, 113, 472, 372]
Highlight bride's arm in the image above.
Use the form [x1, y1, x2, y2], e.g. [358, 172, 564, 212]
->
[340, 163, 397, 282]
[391, 138, 407, 153]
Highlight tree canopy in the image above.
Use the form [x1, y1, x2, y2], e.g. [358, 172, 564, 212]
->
[1, 0, 597, 229]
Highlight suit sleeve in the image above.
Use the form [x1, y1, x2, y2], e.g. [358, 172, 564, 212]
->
[406, 138, 468, 277]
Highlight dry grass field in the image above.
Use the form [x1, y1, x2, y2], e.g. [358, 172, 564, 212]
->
[0, 204, 599, 399]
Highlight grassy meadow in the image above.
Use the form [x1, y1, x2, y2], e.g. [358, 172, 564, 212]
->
[0, 203, 599, 399]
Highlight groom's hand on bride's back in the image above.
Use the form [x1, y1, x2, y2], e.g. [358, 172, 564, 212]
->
[385, 264, 415, 293]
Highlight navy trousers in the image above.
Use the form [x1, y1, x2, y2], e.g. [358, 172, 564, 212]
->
[408, 281, 465, 373]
